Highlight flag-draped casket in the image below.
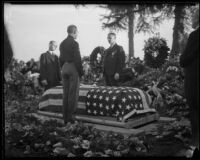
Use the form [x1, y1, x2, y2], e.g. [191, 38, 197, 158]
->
[39, 85, 156, 122]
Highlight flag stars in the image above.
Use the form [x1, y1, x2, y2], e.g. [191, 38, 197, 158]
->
[122, 98, 126, 103]
[108, 91, 113, 94]
[112, 96, 116, 100]
[93, 95, 97, 99]
[106, 105, 109, 110]
[93, 103, 97, 107]
[87, 94, 91, 98]
[87, 109, 91, 113]
[116, 110, 120, 116]
[126, 105, 131, 110]
[105, 97, 109, 101]
[99, 96, 103, 100]
[116, 90, 120, 93]
[99, 103, 103, 108]
[128, 95, 132, 99]
[86, 102, 90, 106]
[118, 104, 122, 109]
[100, 111, 104, 115]
[111, 104, 115, 109]
[102, 90, 106, 93]
[93, 110, 97, 115]
[135, 104, 138, 108]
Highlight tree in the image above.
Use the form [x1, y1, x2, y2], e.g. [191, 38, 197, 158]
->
[100, 4, 170, 60]
[169, 4, 198, 59]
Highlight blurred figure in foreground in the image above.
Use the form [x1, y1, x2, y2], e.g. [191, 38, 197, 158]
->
[180, 8, 199, 158]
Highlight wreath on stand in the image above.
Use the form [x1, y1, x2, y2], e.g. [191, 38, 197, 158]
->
[144, 36, 170, 69]
[89, 46, 105, 84]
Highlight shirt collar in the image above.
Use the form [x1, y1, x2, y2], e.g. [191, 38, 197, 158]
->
[48, 51, 54, 55]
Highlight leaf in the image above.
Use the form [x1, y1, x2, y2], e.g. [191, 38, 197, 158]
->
[104, 149, 113, 155]
[67, 152, 76, 157]
[45, 140, 51, 146]
[120, 148, 130, 155]
[113, 151, 121, 157]
[83, 151, 93, 157]
[34, 143, 40, 149]
[53, 142, 63, 148]
[101, 154, 110, 157]
[53, 147, 69, 156]
[161, 131, 171, 136]
[81, 140, 90, 150]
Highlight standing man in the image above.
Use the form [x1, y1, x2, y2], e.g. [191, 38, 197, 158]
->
[39, 41, 61, 90]
[59, 25, 83, 124]
[180, 8, 199, 157]
[103, 32, 126, 86]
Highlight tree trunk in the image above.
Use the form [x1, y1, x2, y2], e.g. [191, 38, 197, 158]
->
[128, 12, 134, 61]
[170, 4, 186, 60]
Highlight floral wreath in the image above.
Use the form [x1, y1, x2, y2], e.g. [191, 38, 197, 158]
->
[144, 36, 170, 68]
[90, 46, 105, 67]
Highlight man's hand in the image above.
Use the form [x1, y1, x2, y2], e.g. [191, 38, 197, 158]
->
[41, 79, 48, 85]
[114, 73, 119, 80]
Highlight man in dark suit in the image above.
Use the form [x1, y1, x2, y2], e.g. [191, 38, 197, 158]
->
[180, 9, 199, 157]
[103, 32, 126, 86]
[59, 25, 83, 124]
[39, 41, 61, 90]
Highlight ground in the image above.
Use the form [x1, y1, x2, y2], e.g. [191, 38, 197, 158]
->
[4, 96, 192, 158]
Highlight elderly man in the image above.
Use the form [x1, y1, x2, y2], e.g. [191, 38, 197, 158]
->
[103, 32, 126, 86]
[39, 41, 61, 90]
[180, 8, 199, 157]
[59, 25, 83, 124]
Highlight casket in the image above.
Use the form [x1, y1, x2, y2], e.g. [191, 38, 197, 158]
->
[39, 84, 157, 124]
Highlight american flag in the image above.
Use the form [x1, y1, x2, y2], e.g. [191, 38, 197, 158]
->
[86, 86, 156, 122]
[39, 85, 156, 122]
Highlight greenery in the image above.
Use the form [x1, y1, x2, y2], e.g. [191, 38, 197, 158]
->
[4, 56, 192, 157]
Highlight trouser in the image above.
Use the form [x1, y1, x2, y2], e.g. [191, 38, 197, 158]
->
[104, 74, 119, 86]
[61, 62, 80, 123]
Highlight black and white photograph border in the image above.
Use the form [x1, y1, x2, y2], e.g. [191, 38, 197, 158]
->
[3, 1, 200, 158]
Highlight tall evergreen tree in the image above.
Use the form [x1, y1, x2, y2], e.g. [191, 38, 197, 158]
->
[100, 4, 170, 60]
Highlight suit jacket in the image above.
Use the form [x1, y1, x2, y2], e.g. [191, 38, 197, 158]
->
[39, 51, 61, 86]
[59, 35, 83, 77]
[103, 43, 125, 76]
[180, 27, 199, 102]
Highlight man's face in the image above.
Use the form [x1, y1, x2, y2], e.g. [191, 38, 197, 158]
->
[73, 30, 78, 39]
[107, 34, 116, 45]
[49, 42, 57, 51]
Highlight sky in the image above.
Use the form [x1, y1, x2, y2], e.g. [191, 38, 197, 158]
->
[4, 4, 174, 62]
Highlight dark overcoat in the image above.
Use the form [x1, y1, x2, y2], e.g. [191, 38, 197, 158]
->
[103, 44, 125, 76]
[39, 51, 61, 89]
[180, 26, 199, 118]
